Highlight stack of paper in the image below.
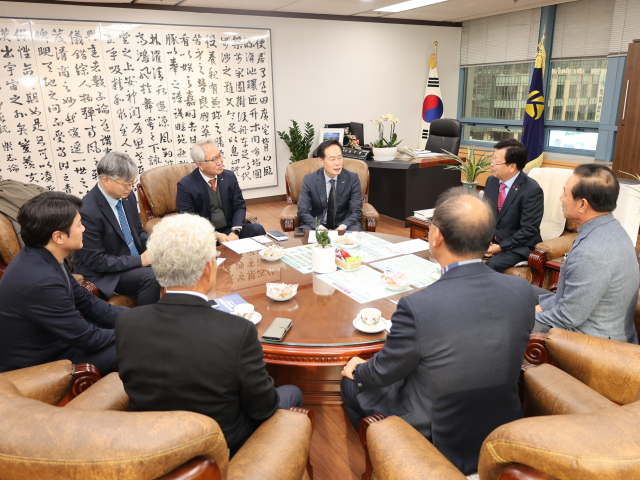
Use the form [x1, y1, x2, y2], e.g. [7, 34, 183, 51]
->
[413, 208, 434, 220]
[221, 238, 265, 254]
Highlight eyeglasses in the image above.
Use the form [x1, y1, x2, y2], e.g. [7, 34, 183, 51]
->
[202, 155, 224, 164]
[427, 218, 438, 229]
[490, 157, 507, 166]
[111, 178, 137, 190]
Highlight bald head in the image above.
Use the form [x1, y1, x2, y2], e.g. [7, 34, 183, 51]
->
[431, 188, 496, 257]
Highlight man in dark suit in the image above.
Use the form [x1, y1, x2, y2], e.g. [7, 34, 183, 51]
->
[0, 192, 127, 375]
[297, 140, 363, 231]
[484, 139, 544, 272]
[340, 188, 535, 475]
[116, 213, 302, 456]
[176, 139, 266, 244]
[74, 152, 160, 306]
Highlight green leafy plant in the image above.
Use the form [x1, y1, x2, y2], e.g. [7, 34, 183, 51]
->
[442, 141, 492, 183]
[277, 120, 315, 162]
[371, 114, 402, 148]
[315, 217, 331, 248]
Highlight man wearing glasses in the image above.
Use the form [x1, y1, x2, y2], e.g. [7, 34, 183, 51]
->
[484, 139, 544, 272]
[74, 152, 161, 306]
[176, 139, 266, 243]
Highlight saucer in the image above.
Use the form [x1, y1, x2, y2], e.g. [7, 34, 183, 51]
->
[353, 316, 389, 334]
[430, 269, 442, 281]
[383, 283, 411, 292]
[237, 311, 262, 324]
[259, 253, 284, 262]
[335, 240, 359, 249]
[268, 292, 296, 302]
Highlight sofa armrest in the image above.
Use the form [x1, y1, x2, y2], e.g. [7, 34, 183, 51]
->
[245, 213, 258, 224]
[1, 360, 74, 405]
[523, 364, 616, 417]
[66, 372, 129, 411]
[280, 204, 300, 232]
[228, 408, 313, 480]
[362, 203, 378, 232]
[159, 456, 223, 480]
[80, 279, 100, 297]
[536, 232, 577, 260]
[145, 217, 164, 236]
[360, 415, 466, 480]
[545, 328, 640, 405]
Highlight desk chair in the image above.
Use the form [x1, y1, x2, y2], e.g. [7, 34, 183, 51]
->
[424, 119, 462, 156]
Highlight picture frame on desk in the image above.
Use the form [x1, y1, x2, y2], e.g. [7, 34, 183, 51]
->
[319, 128, 344, 146]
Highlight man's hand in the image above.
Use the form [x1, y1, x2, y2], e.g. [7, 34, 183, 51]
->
[140, 250, 151, 267]
[317, 225, 327, 231]
[227, 232, 239, 241]
[341, 356, 367, 380]
[216, 232, 229, 244]
[337, 225, 347, 231]
[535, 305, 543, 313]
[486, 243, 502, 257]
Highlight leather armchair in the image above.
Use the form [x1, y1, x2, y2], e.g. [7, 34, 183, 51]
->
[280, 158, 379, 232]
[0, 211, 137, 307]
[137, 163, 257, 235]
[424, 119, 462, 156]
[67, 372, 315, 480]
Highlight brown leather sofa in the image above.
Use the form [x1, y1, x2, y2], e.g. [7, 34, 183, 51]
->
[65, 372, 315, 480]
[137, 163, 257, 235]
[0, 211, 137, 307]
[280, 158, 379, 232]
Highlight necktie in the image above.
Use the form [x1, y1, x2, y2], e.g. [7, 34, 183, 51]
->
[327, 179, 336, 229]
[209, 178, 216, 191]
[116, 200, 140, 256]
[498, 182, 507, 212]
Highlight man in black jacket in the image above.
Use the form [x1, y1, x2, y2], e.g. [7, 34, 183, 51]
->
[340, 188, 535, 474]
[484, 139, 544, 272]
[0, 192, 127, 375]
[116, 213, 302, 456]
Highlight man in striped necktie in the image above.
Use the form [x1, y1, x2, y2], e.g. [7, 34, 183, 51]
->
[74, 152, 161, 306]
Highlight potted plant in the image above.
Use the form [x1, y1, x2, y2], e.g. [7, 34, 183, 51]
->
[312, 218, 337, 273]
[371, 114, 402, 161]
[277, 120, 315, 162]
[442, 141, 492, 191]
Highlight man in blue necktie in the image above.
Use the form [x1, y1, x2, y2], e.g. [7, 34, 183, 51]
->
[74, 152, 161, 306]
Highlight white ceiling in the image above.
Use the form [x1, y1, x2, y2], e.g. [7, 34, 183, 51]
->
[55, 0, 578, 22]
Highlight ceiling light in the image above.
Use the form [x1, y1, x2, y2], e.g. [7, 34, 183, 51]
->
[374, 0, 451, 13]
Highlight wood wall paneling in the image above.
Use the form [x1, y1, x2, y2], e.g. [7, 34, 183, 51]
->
[613, 40, 640, 178]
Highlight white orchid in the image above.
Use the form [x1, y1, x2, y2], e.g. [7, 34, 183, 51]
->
[370, 114, 402, 148]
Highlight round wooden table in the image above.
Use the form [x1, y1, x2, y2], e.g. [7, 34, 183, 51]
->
[211, 231, 433, 403]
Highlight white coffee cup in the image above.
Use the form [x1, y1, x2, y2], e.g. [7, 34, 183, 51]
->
[234, 303, 255, 320]
[359, 308, 381, 327]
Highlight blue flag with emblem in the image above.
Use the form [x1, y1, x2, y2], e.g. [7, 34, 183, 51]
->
[521, 36, 546, 169]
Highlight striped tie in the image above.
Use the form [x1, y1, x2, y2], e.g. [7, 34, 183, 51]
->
[116, 200, 139, 256]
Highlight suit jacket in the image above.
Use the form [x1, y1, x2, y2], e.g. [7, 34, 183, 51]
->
[74, 185, 148, 299]
[354, 262, 535, 474]
[485, 172, 544, 258]
[115, 293, 280, 455]
[176, 168, 247, 228]
[297, 167, 363, 229]
[0, 246, 125, 373]
[537, 213, 639, 343]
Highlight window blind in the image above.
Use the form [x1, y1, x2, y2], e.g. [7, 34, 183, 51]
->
[609, 0, 640, 55]
[552, 0, 615, 59]
[460, 8, 541, 67]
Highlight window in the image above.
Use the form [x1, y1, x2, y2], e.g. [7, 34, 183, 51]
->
[463, 126, 523, 143]
[546, 59, 607, 122]
[548, 130, 598, 151]
[462, 63, 531, 120]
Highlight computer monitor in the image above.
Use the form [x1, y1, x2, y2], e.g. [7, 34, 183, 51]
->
[324, 122, 365, 148]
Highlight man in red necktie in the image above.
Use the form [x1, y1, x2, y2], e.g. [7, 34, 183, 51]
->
[484, 139, 544, 273]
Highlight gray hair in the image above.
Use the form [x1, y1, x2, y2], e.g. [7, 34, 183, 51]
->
[96, 152, 137, 181]
[190, 138, 217, 164]
[147, 214, 218, 288]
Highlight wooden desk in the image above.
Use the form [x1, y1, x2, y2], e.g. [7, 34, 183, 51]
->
[212, 231, 433, 404]
[406, 216, 430, 241]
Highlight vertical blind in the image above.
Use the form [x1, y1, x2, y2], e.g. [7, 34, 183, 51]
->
[460, 8, 541, 67]
[552, 0, 615, 59]
[609, 0, 640, 55]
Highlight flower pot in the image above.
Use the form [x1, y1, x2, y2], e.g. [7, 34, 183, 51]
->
[372, 147, 398, 162]
[312, 245, 337, 273]
[313, 273, 336, 295]
[462, 180, 479, 192]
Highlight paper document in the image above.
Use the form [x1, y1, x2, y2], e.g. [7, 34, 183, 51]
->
[413, 208, 434, 219]
[370, 255, 441, 288]
[222, 238, 265, 254]
[391, 239, 430, 255]
[217, 258, 225, 266]
[252, 235, 272, 244]
[317, 265, 412, 303]
[281, 244, 315, 274]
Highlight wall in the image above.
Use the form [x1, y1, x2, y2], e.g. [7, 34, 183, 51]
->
[0, 2, 462, 199]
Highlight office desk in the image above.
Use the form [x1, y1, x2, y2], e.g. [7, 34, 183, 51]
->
[366, 156, 460, 224]
[211, 231, 432, 404]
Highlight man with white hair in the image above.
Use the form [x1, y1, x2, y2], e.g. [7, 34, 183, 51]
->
[176, 139, 266, 244]
[74, 152, 161, 306]
[115, 214, 302, 456]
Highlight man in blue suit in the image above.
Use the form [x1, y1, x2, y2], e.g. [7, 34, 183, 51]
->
[74, 152, 161, 306]
[176, 139, 266, 243]
[296, 140, 363, 231]
[340, 188, 535, 475]
[0, 192, 127, 375]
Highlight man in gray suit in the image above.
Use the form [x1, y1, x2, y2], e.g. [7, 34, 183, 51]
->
[340, 188, 535, 475]
[534, 164, 639, 344]
[296, 140, 363, 230]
